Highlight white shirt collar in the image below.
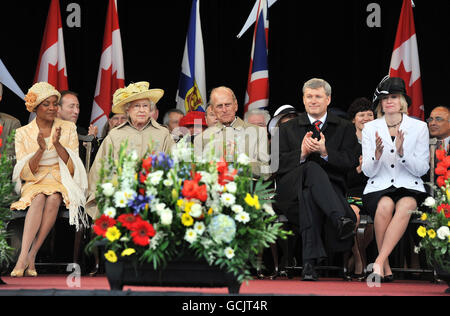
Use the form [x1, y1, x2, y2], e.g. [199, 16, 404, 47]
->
[307, 113, 327, 127]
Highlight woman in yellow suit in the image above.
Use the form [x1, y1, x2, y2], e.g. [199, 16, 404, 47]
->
[10, 82, 87, 277]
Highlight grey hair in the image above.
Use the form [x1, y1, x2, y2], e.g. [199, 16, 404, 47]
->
[163, 108, 184, 125]
[302, 78, 332, 96]
[244, 108, 271, 125]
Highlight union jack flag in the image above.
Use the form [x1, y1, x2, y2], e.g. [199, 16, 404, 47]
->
[244, 0, 269, 114]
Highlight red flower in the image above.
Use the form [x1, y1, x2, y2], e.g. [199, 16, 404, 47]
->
[437, 176, 446, 188]
[118, 213, 142, 230]
[130, 220, 156, 246]
[436, 149, 446, 162]
[93, 214, 116, 237]
[142, 157, 152, 172]
[181, 178, 208, 202]
[437, 204, 450, 218]
[443, 156, 450, 169]
[0, 124, 3, 136]
[197, 184, 208, 202]
[435, 162, 447, 176]
[182, 179, 198, 199]
[139, 172, 147, 184]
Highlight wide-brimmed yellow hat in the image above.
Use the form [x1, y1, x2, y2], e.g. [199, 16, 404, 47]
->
[112, 81, 164, 114]
[24, 82, 61, 112]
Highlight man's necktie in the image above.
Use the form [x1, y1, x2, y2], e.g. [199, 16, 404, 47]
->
[313, 120, 322, 132]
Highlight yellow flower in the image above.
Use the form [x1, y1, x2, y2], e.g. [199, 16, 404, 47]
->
[447, 189, 450, 202]
[427, 229, 436, 239]
[121, 248, 136, 257]
[417, 226, 427, 238]
[208, 207, 213, 215]
[185, 201, 194, 214]
[172, 188, 179, 200]
[244, 193, 260, 209]
[420, 213, 427, 221]
[104, 250, 117, 263]
[177, 199, 184, 208]
[181, 213, 194, 226]
[105, 226, 121, 242]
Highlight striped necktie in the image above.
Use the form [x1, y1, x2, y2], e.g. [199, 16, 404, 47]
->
[313, 120, 322, 132]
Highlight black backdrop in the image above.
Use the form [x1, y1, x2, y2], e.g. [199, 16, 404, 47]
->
[1, 0, 449, 128]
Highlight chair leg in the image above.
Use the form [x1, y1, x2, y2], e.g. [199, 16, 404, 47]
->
[267, 242, 279, 280]
[73, 227, 84, 265]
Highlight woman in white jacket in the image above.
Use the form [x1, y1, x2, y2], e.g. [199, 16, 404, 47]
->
[362, 77, 429, 282]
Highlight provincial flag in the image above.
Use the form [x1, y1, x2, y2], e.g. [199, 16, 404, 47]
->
[389, 0, 424, 120]
[29, 0, 68, 121]
[176, 0, 206, 114]
[0, 58, 25, 101]
[244, 0, 269, 114]
[90, 0, 125, 137]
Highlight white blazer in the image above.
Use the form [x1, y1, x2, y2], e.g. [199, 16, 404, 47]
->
[361, 114, 429, 195]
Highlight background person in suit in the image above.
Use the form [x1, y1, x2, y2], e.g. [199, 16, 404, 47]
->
[361, 77, 429, 282]
[275, 78, 358, 281]
[0, 83, 22, 157]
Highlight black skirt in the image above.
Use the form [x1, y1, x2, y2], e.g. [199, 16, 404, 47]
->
[362, 186, 427, 218]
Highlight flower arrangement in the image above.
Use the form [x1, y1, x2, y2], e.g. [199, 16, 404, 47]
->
[0, 126, 18, 269]
[88, 137, 289, 282]
[416, 147, 450, 271]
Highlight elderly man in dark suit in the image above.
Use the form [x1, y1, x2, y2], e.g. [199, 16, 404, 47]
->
[274, 78, 358, 281]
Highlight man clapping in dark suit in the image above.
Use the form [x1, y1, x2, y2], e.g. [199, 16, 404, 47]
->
[274, 78, 359, 281]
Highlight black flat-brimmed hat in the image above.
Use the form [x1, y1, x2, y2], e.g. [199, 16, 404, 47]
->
[372, 76, 412, 108]
[267, 104, 299, 136]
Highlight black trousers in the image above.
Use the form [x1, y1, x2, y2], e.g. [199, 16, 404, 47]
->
[299, 162, 354, 263]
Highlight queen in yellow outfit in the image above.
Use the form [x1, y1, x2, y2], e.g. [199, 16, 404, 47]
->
[10, 82, 87, 277]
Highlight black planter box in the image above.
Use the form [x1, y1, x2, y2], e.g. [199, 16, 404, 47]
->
[105, 256, 242, 294]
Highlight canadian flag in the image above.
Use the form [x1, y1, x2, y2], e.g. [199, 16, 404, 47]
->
[29, 0, 68, 121]
[389, 0, 424, 120]
[89, 0, 125, 137]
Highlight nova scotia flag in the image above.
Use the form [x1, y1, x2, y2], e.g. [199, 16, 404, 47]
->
[176, 0, 206, 114]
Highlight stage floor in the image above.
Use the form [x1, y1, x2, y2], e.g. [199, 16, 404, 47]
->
[0, 275, 448, 296]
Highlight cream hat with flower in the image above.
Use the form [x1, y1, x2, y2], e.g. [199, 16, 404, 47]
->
[112, 81, 164, 114]
[24, 82, 61, 112]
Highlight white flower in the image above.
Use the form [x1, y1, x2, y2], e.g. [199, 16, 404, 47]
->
[436, 226, 450, 240]
[224, 247, 235, 259]
[423, 197, 436, 208]
[225, 182, 237, 194]
[148, 170, 164, 185]
[114, 191, 129, 208]
[184, 229, 197, 244]
[101, 183, 115, 197]
[262, 203, 275, 216]
[194, 221, 206, 235]
[235, 211, 250, 224]
[237, 153, 250, 165]
[221, 193, 236, 207]
[160, 208, 173, 225]
[154, 203, 166, 215]
[163, 178, 173, 187]
[130, 150, 138, 161]
[199, 171, 214, 184]
[104, 207, 116, 218]
[190, 203, 203, 218]
[231, 204, 243, 213]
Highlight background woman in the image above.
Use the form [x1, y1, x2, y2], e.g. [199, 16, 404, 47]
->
[346, 97, 375, 279]
[10, 82, 87, 277]
[361, 77, 429, 282]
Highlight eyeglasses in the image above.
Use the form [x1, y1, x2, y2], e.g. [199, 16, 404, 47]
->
[426, 117, 449, 123]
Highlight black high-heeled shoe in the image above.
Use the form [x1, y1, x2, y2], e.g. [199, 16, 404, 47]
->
[384, 274, 394, 283]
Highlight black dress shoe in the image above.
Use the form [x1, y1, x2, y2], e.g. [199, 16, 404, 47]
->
[384, 274, 394, 283]
[336, 216, 356, 240]
[301, 263, 318, 281]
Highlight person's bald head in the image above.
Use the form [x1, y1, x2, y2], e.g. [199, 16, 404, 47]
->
[428, 106, 450, 140]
